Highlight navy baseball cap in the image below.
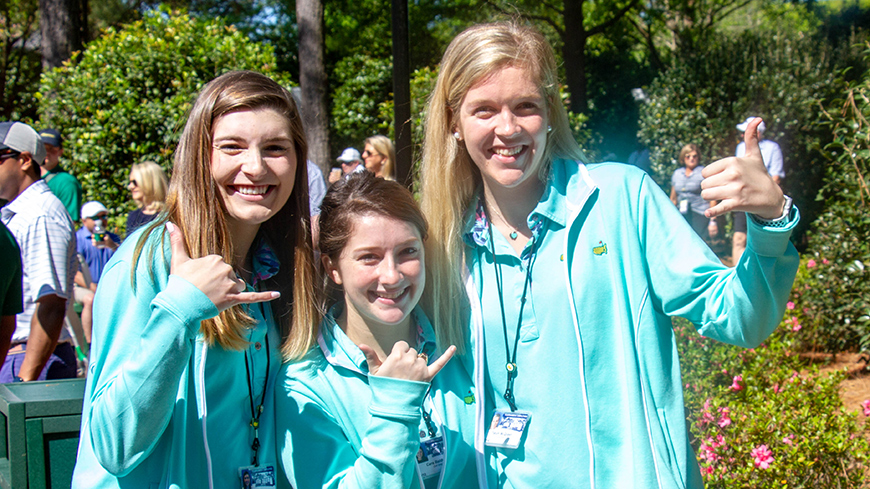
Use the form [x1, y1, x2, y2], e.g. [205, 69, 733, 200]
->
[0, 122, 46, 165]
[38, 128, 62, 148]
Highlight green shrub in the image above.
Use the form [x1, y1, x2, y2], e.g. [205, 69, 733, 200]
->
[37, 7, 287, 233]
[638, 29, 864, 247]
[675, 318, 869, 487]
[329, 53, 393, 154]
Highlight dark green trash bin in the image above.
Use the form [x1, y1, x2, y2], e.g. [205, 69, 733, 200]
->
[0, 379, 85, 489]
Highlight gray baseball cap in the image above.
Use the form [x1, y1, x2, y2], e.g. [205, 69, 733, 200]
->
[0, 122, 46, 165]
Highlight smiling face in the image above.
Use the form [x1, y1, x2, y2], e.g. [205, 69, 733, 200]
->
[456, 65, 549, 197]
[210, 107, 297, 238]
[324, 213, 424, 331]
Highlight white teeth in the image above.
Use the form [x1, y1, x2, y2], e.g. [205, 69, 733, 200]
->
[494, 146, 522, 156]
[236, 186, 268, 195]
[377, 289, 404, 299]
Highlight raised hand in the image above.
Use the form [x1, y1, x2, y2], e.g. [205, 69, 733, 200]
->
[700, 117, 786, 220]
[167, 221, 280, 312]
[360, 341, 456, 383]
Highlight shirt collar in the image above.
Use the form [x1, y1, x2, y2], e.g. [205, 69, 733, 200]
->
[318, 303, 436, 373]
[462, 177, 566, 252]
[251, 238, 279, 285]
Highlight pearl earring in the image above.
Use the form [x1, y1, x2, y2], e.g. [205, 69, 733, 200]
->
[453, 131, 461, 140]
[547, 125, 553, 133]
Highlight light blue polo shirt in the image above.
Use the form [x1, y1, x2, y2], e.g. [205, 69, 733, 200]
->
[465, 183, 591, 488]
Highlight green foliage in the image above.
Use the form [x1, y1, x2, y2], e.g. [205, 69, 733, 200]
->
[329, 54, 392, 154]
[790, 47, 870, 354]
[637, 28, 864, 245]
[675, 318, 869, 487]
[37, 7, 286, 233]
[1, 0, 41, 121]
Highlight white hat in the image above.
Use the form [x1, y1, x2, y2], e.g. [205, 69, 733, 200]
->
[81, 201, 108, 220]
[336, 147, 361, 163]
[0, 121, 46, 165]
[736, 117, 765, 134]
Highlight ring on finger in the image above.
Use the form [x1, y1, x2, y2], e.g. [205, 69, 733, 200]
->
[417, 352, 428, 363]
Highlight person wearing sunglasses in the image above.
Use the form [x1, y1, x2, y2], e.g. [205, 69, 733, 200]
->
[0, 121, 78, 383]
[126, 161, 169, 235]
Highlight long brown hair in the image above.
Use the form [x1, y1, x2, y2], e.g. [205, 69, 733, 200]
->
[133, 70, 319, 351]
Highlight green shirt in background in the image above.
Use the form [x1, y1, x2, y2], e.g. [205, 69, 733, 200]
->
[0, 221, 23, 317]
[44, 166, 82, 220]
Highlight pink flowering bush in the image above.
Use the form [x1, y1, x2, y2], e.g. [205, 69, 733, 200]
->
[674, 318, 869, 487]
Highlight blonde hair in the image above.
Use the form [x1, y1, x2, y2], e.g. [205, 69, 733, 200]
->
[364, 134, 396, 180]
[419, 21, 585, 351]
[679, 143, 700, 167]
[132, 70, 320, 352]
[130, 161, 169, 214]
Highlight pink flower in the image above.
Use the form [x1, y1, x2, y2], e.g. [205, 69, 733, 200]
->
[717, 407, 732, 427]
[862, 399, 870, 417]
[772, 383, 781, 394]
[787, 301, 795, 310]
[730, 375, 743, 392]
[751, 444, 774, 469]
[823, 258, 829, 264]
[790, 317, 802, 332]
[782, 434, 795, 445]
[703, 466, 714, 475]
[807, 259, 817, 268]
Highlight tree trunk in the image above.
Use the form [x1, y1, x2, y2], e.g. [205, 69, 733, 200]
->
[562, 0, 587, 114]
[296, 0, 330, 175]
[40, 0, 85, 69]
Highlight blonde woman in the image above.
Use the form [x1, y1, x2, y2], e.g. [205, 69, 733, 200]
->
[126, 161, 169, 235]
[73, 71, 317, 489]
[419, 21, 799, 488]
[362, 135, 395, 180]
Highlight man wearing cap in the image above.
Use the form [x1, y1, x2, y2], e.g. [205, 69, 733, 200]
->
[0, 122, 78, 382]
[74, 201, 120, 343]
[328, 147, 366, 184]
[39, 128, 83, 221]
[732, 117, 785, 263]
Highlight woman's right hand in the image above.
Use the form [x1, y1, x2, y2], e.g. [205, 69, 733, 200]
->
[360, 341, 456, 383]
[167, 222, 280, 312]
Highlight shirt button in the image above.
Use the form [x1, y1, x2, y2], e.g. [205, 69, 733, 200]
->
[254, 342, 262, 350]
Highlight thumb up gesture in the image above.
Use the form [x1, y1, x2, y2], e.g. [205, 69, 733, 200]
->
[701, 118, 786, 220]
[167, 222, 279, 312]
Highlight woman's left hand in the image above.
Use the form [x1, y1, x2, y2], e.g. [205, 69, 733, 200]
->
[700, 117, 786, 220]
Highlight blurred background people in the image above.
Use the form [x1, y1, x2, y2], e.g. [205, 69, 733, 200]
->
[0, 121, 77, 382]
[328, 147, 364, 184]
[74, 201, 121, 343]
[39, 128, 82, 220]
[362, 135, 396, 180]
[670, 143, 717, 241]
[126, 161, 168, 236]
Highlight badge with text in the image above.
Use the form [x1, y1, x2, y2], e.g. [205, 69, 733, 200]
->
[416, 436, 445, 481]
[238, 464, 277, 489]
[485, 410, 531, 449]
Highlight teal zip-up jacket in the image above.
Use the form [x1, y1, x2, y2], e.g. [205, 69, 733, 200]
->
[72, 227, 288, 489]
[465, 160, 800, 489]
[276, 305, 478, 489]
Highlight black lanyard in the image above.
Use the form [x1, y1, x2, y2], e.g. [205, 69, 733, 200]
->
[243, 314, 270, 467]
[485, 213, 539, 412]
[421, 384, 438, 438]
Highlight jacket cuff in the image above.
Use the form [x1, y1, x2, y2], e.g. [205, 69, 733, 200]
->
[368, 376, 428, 422]
[746, 205, 800, 258]
[153, 275, 220, 336]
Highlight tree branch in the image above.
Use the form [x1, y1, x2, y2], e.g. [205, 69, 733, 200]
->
[588, 0, 641, 37]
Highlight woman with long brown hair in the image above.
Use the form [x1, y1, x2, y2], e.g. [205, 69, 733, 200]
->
[73, 70, 317, 489]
